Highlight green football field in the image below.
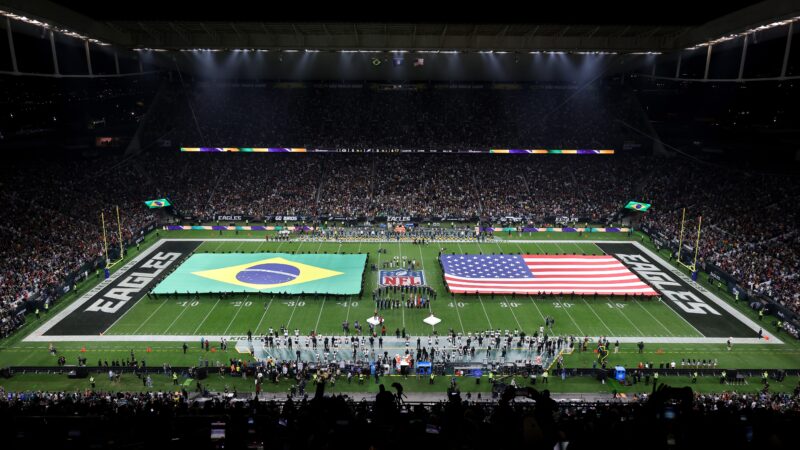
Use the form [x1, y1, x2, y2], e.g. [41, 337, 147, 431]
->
[2, 229, 798, 394]
[103, 238, 699, 338]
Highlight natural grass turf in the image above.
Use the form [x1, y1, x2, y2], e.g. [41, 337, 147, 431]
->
[106, 238, 699, 338]
[2, 229, 798, 388]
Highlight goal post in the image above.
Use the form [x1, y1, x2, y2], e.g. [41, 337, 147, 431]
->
[676, 208, 702, 274]
[101, 206, 126, 269]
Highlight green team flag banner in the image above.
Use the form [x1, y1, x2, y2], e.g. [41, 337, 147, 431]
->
[144, 198, 171, 208]
[624, 201, 651, 212]
[153, 253, 366, 295]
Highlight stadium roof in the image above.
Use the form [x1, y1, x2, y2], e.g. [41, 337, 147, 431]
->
[2, 0, 799, 53]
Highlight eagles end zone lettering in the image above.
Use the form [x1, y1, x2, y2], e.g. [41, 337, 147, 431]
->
[617, 253, 720, 316]
[85, 252, 181, 314]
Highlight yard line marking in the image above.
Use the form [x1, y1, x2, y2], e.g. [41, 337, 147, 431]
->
[232, 240, 246, 252]
[457, 241, 494, 331]
[503, 295, 524, 332]
[211, 240, 226, 252]
[477, 295, 494, 330]
[448, 242, 468, 333]
[474, 239, 503, 329]
[132, 300, 169, 335]
[254, 298, 273, 333]
[286, 297, 301, 330]
[163, 300, 192, 334]
[194, 298, 221, 334]
[581, 297, 614, 336]
[345, 296, 352, 322]
[314, 296, 327, 332]
[398, 239, 405, 329]
[418, 244, 432, 313]
[223, 295, 250, 335]
[527, 295, 547, 323]
[490, 240, 525, 332]
[253, 239, 266, 253]
[632, 298, 675, 337]
[604, 296, 648, 336]
[557, 295, 585, 336]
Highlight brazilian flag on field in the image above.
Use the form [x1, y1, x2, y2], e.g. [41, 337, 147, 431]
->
[152, 253, 366, 295]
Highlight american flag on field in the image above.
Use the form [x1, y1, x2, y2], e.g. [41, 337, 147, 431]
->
[440, 254, 657, 296]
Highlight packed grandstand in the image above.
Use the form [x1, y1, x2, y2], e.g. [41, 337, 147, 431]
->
[1, 0, 800, 448]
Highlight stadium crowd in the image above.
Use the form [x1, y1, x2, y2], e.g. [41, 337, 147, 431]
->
[2, 150, 799, 339]
[143, 81, 649, 151]
[0, 154, 157, 336]
[0, 381, 798, 448]
[0, 76, 798, 340]
[639, 160, 800, 320]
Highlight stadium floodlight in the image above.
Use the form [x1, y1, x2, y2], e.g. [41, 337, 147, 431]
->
[686, 16, 800, 50]
[0, 9, 48, 27]
[304, 49, 320, 53]
[0, 9, 110, 46]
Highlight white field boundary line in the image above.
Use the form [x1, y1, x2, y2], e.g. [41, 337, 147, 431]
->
[23, 239, 178, 341]
[28, 239, 779, 344]
[24, 334, 782, 344]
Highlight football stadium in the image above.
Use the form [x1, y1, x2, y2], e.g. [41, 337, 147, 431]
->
[0, 0, 799, 447]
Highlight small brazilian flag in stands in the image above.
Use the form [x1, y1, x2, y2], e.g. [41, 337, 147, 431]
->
[144, 198, 172, 209]
[624, 201, 651, 212]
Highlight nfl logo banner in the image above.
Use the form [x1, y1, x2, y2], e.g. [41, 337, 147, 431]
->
[380, 269, 426, 286]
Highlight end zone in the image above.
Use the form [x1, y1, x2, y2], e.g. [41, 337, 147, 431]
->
[24, 239, 201, 341]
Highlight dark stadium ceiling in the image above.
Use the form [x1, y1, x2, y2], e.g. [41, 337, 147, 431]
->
[47, 0, 759, 25]
[2, 0, 799, 53]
